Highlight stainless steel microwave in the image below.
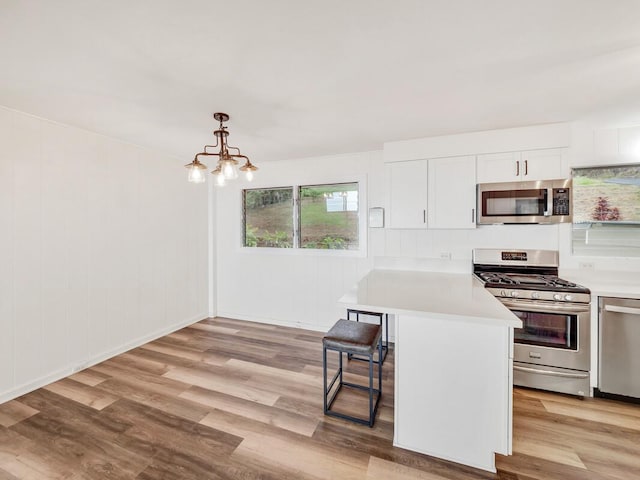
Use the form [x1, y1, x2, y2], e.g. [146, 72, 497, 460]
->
[477, 179, 572, 224]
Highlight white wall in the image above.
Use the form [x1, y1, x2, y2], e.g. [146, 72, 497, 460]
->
[0, 106, 209, 403]
[215, 151, 378, 332]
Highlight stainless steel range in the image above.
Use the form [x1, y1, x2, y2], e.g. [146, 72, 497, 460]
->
[473, 249, 591, 397]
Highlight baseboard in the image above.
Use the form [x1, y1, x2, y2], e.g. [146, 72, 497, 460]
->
[215, 311, 398, 342]
[215, 311, 330, 333]
[0, 312, 207, 405]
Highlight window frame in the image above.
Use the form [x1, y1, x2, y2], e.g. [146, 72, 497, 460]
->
[242, 186, 295, 249]
[240, 178, 367, 257]
[570, 164, 640, 258]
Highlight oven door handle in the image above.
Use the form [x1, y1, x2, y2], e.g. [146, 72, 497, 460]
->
[500, 299, 589, 314]
[514, 365, 589, 379]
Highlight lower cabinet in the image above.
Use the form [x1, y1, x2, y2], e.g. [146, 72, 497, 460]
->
[394, 314, 513, 472]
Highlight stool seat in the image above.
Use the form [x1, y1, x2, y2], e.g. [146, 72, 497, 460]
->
[323, 319, 381, 355]
[346, 309, 390, 364]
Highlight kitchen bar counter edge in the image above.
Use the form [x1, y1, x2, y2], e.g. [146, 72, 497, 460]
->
[339, 269, 522, 328]
[339, 269, 521, 473]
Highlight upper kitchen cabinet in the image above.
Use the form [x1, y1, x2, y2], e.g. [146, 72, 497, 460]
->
[427, 155, 476, 229]
[387, 156, 476, 229]
[387, 159, 428, 229]
[476, 148, 568, 183]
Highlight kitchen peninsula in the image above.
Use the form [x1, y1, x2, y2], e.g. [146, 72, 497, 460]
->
[339, 269, 521, 473]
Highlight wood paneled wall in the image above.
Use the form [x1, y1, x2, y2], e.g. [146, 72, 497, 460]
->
[0, 106, 209, 403]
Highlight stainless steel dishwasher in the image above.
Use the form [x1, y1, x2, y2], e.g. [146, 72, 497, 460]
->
[598, 297, 640, 401]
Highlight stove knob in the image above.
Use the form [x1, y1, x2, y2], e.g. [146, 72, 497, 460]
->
[564, 294, 573, 301]
[500, 290, 506, 297]
[553, 293, 562, 301]
[510, 291, 519, 298]
[531, 292, 540, 300]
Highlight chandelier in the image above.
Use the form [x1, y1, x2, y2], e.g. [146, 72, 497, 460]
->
[185, 112, 258, 185]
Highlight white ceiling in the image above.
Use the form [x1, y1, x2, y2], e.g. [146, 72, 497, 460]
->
[2, 0, 640, 163]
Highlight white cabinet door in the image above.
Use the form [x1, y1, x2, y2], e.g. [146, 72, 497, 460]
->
[388, 160, 428, 229]
[520, 148, 568, 180]
[427, 155, 476, 229]
[477, 148, 568, 183]
[476, 151, 521, 183]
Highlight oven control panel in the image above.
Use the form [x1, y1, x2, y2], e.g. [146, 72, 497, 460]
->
[489, 288, 590, 304]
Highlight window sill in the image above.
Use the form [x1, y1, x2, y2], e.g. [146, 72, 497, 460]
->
[238, 246, 367, 258]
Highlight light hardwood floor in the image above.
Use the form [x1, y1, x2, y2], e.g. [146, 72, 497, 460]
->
[1, 317, 639, 479]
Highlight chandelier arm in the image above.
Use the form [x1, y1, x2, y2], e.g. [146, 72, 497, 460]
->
[228, 145, 250, 156]
[203, 140, 220, 152]
[195, 152, 221, 160]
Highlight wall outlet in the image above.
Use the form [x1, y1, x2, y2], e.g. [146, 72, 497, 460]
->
[440, 252, 452, 260]
[579, 262, 595, 270]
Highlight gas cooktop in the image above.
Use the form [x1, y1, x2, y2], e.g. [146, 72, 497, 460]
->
[475, 271, 590, 294]
[472, 248, 591, 304]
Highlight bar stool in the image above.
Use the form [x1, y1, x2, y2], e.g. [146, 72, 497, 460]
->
[323, 319, 382, 427]
[346, 309, 389, 364]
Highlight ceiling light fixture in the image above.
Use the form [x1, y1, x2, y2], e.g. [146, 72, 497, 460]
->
[185, 112, 257, 185]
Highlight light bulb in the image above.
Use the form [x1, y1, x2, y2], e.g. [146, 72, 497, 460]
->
[187, 165, 206, 183]
[215, 173, 226, 187]
[245, 169, 254, 182]
[222, 161, 238, 179]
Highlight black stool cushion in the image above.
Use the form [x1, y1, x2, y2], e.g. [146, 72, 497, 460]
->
[323, 319, 381, 355]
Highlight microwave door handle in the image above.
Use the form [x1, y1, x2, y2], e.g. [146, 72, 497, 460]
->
[544, 189, 551, 216]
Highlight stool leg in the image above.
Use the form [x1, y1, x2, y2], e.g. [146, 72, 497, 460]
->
[379, 335, 383, 394]
[382, 313, 389, 363]
[323, 345, 328, 413]
[347, 311, 360, 361]
[369, 352, 374, 427]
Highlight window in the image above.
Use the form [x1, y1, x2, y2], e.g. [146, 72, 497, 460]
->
[243, 182, 360, 250]
[572, 165, 640, 257]
[300, 183, 359, 250]
[243, 187, 294, 248]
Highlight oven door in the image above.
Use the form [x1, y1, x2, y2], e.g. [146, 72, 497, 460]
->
[500, 299, 590, 372]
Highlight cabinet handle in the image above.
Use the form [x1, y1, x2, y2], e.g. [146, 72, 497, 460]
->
[472, 208, 475, 223]
[604, 305, 640, 316]
[516, 160, 520, 176]
[423, 209, 426, 223]
[524, 159, 528, 176]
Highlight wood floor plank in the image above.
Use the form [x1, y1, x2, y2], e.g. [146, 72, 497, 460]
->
[233, 431, 371, 480]
[0, 402, 39, 428]
[95, 378, 211, 423]
[163, 366, 280, 406]
[184, 385, 319, 437]
[42, 378, 119, 411]
[185, 322, 240, 335]
[512, 434, 586, 469]
[541, 399, 640, 431]
[68, 369, 111, 387]
[102, 398, 242, 479]
[139, 340, 229, 367]
[366, 456, 452, 480]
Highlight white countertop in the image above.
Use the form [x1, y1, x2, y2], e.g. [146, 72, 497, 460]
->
[339, 269, 521, 328]
[560, 269, 640, 300]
